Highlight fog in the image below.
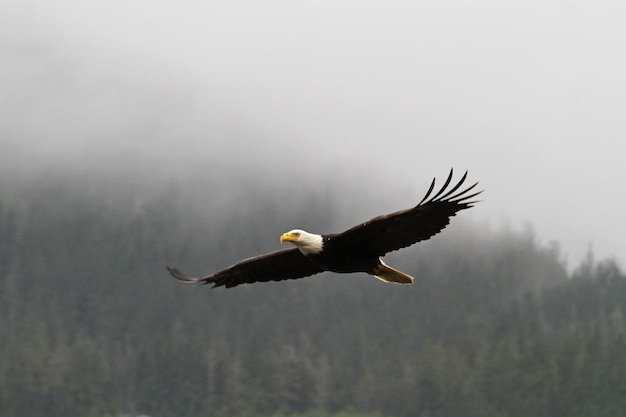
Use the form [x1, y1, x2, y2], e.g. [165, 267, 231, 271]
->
[1, 0, 625, 268]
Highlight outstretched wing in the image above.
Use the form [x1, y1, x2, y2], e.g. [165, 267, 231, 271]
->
[332, 169, 481, 256]
[166, 248, 324, 288]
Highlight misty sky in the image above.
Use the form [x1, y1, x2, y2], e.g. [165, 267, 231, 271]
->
[1, 0, 625, 268]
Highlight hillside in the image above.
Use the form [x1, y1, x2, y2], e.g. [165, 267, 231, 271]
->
[1, 174, 625, 417]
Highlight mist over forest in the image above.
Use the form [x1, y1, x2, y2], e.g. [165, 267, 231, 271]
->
[2, 2, 626, 415]
[3, 0, 626, 268]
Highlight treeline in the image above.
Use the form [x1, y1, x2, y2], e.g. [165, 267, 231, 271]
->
[1, 176, 625, 417]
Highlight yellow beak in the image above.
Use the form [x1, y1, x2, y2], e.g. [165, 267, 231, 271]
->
[280, 232, 296, 244]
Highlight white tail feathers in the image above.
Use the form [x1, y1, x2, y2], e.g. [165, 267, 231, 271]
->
[371, 261, 414, 284]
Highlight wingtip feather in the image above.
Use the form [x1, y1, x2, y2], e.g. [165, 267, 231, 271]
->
[430, 168, 455, 201]
[166, 266, 203, 284]
[417, 177, 437, 206]
[418, 169, 482, 206]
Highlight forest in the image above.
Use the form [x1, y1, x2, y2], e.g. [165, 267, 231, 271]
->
[1, 170, 625, 417]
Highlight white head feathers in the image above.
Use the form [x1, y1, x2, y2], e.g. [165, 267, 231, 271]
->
[280, 229, 324, 255]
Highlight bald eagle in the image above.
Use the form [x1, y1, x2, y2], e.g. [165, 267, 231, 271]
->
[166, 169, 481, 288]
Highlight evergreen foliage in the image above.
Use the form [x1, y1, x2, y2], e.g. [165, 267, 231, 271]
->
[1, 176, 625, 417]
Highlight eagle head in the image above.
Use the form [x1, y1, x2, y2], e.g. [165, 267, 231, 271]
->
[280, 229, 323, 255]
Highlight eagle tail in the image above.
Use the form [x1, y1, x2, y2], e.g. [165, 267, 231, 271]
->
[371, 261, 414, 284]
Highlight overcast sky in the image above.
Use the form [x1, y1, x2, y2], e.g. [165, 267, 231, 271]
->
[1, 0, 625, 269]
